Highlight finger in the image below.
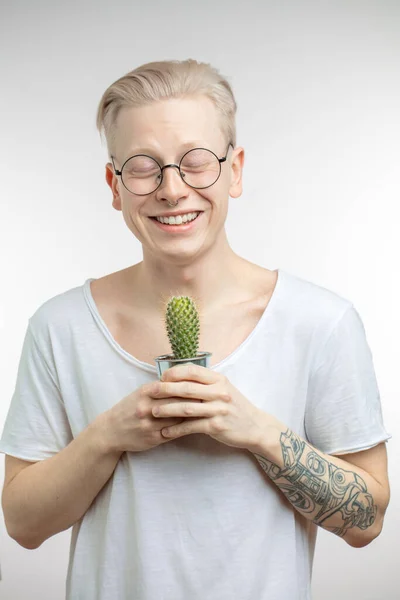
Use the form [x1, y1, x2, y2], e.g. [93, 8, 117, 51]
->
[161, 417, 209, 439]
[161, 363, 220, 384]
[152, 381, 218, 402]
[157, 419, 186, 444]
[156, 417, 185, 428]
[153, 401, 225, 418]
[152, 397, 201, 411]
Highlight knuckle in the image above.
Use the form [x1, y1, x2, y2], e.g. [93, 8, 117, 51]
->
[220, 404, 229, 416]
[140, 418, 152, 432]
[134, 401, 148, 419]
[220, 391, 231, 402]
[183, 403, 194, 416]
[141, 384, 153, 397]
[211, 417, 225, 432]
[152, 382, 162, 396]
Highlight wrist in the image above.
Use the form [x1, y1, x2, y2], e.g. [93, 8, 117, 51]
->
[89, 412, 123, 460]
[248, 410, 285, 458]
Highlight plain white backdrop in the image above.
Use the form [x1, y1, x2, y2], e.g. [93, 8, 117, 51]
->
[0, 1, 399, 598]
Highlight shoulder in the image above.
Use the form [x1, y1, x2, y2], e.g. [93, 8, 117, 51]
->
[279, 269, 353, 323]
[28, 281, 90, 345]
[276, 270, 357, 357]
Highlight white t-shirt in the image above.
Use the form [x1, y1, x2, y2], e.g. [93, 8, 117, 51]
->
[0, 269, 391, 600]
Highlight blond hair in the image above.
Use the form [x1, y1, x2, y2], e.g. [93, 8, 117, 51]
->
[96, 59, 237, 157]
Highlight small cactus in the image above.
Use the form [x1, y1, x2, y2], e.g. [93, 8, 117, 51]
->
[165, 296, 200, 359]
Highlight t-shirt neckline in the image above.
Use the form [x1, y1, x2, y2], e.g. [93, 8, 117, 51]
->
[83, 268, 284, 374]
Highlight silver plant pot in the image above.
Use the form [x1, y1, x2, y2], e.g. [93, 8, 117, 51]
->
[154, 351, 212, 380]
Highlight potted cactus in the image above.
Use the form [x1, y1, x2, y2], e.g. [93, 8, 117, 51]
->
[154, 296, 212, 380]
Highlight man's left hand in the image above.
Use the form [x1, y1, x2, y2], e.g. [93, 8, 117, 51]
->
[150, 364, 281, 452]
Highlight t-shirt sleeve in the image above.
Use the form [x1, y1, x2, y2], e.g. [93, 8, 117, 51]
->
[0, 321, 73, 461]
[305, 304, 392, 455]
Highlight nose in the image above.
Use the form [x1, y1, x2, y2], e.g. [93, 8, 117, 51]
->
[156, 164, 189, 203]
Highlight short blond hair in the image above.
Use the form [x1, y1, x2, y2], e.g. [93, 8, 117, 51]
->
[96, 59, 237, 157]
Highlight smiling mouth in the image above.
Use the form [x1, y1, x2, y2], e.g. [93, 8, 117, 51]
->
[149, 212, 202, 226]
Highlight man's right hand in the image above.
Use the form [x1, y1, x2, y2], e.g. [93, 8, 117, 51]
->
[97, 382, 193, 453]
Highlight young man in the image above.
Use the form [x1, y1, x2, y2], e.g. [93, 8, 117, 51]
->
[1, 60, 391, 600]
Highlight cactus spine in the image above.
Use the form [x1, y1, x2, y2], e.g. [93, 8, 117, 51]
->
[165, 296, 200, 359]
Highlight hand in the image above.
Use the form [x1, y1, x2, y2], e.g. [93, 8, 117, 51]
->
[151, 364, 281, 451]
[98, 382, 197, 453]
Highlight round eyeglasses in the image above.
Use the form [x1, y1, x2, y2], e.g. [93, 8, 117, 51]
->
[111, 143, 233, 196]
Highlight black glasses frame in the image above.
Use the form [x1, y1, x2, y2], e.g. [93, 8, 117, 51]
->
[111, 142, 234, 196]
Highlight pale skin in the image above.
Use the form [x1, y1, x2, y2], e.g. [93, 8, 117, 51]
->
[147, 363, 390, 548]
[2, 93, 274, 548]
[102, 95, 389, 548]
[3, 94, 390, 551]
[105, 95, 249, 315]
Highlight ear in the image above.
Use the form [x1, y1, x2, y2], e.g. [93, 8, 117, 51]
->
[105, 162, 122, 211]
[228, 147, 244, 199]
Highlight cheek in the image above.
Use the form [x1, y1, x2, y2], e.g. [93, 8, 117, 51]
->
[119, 199, 146, 236]
[201, 182, 227, 205]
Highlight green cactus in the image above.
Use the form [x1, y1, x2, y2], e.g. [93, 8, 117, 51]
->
[165, 296, 200, 359]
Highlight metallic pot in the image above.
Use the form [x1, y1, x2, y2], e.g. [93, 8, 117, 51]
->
[154, 351, 212, 380]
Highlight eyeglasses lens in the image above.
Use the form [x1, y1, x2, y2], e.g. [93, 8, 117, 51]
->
[120, 149, 221, 195]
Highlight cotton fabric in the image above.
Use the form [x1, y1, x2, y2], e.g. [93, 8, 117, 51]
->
[0, 269, 391, 600]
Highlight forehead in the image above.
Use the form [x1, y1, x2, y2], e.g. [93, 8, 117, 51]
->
[114, 95, 222, 157]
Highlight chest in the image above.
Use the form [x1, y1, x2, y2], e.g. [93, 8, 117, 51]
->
[99, 297, 271, 368]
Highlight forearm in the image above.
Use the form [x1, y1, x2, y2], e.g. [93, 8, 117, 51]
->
[2, 414, 122, 549]
[250, 419, 388, 547]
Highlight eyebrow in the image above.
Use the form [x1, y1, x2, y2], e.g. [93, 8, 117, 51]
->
[125, 141, 207, 158]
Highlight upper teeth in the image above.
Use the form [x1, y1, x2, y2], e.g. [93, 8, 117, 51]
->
[155, 212, 199, 225]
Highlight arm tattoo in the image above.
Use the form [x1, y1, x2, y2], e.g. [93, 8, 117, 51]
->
[254, 428, 377, 538]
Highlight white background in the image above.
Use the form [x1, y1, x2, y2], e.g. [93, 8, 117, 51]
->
[0, 0, 399, 598]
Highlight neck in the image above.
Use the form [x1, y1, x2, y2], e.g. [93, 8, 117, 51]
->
[129, 230, 250, 315]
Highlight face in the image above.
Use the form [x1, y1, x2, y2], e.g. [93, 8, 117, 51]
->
[105, 95, 244, 264]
